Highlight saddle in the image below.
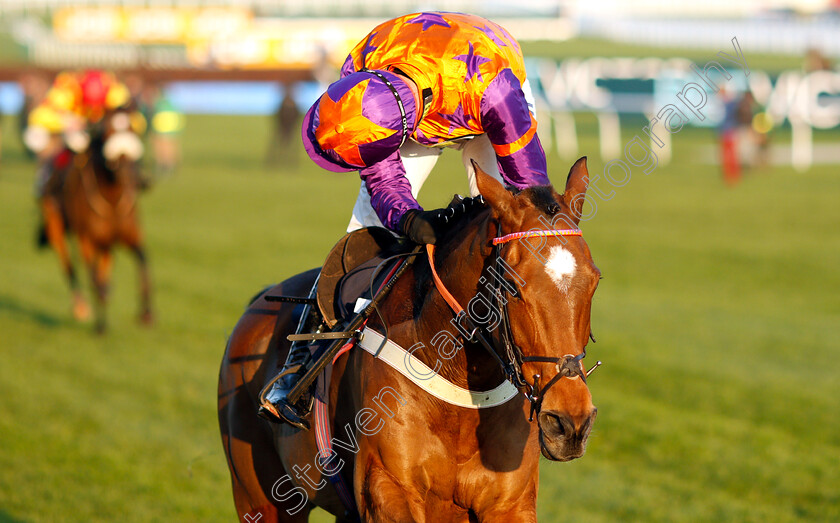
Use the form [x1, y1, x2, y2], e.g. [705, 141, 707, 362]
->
[316, 227, 413, 328]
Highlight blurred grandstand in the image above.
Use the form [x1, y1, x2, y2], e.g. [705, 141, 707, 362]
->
[1, 0, 839, 171]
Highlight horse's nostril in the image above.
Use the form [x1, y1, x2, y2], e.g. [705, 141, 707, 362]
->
[539, 411, 569, 438]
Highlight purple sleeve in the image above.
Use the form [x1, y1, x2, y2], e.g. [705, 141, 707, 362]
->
[480, 69, 549, 189]
[359, 150, 422, 231]
[339, 54, 355, 78]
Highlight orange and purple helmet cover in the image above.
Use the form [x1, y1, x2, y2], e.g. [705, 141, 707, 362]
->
[302, 69, 417, 172]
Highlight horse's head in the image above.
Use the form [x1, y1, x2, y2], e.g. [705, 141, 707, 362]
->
[100, 107, 144, 170]
[90, 107, 145, 186]
[475, 158, 599, 462]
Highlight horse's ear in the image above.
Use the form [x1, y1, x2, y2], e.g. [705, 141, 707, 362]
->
[561, 157, 589, 225]
[472, 160, 512, 213]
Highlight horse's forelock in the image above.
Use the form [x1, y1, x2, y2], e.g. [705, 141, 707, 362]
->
[523, 185, 562, 216]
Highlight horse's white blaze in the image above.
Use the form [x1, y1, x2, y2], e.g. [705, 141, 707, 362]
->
[545, 245, 576, 292]
[103, 131, 144, 161]
[111, 112, 131, 132]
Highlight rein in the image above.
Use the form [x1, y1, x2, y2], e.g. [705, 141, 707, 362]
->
[427, 227, 596, 421]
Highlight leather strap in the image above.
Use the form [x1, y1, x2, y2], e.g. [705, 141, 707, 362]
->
[357, 328, 519, 409]
[426, 244, 466, 313]
[287, 331, 359, 342]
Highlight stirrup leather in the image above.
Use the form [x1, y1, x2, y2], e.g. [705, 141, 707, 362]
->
[258, 275, 322, 427]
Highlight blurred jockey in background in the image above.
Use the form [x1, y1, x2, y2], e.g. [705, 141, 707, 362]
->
[25, 70, 144, 245]
[25, 70, 140, 201]
[145, 84, 184, 177]
[263, 12, 550, 427]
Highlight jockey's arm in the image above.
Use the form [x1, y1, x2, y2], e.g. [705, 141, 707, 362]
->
[359, 151, 421, 231]
[480, 69, 550, 189]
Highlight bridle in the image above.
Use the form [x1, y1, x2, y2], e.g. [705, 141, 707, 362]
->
[427, 218, 600, 421]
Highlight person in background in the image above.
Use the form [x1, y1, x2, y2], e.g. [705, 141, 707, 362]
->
[717, 86, 741, 186]
[261, 12, 550, 427]
[265, 83, 301, 170]
[135, 82, 183, 177]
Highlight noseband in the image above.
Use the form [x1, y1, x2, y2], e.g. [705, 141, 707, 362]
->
[428, 225, 600, 421]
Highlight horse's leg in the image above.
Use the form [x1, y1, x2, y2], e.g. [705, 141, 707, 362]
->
[474, 503, 537, 523]
[78, 235, 106, 333]
[219, 275, 321, 522]
[221, 377, 310, 523]
[130, 244, 153, 325]
[94, 247, 113, 332]
[469, 479, 538, 523]
[356, 457, 431, 523]
[359, 468, 474, 523]
[41, 198, 90, 321]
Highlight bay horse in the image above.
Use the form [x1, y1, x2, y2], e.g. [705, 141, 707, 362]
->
[218, 158, 600, 522]
[40, 108, 152, 332]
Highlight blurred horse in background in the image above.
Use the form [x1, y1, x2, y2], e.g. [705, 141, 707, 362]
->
[219, 159, 601, 522]
[40, 107, 152, 333]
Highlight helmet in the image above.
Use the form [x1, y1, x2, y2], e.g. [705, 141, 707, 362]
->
[302, 70, 417, 172]
[28, 105, 63, 133]
[79, 70, 111, 109]
[105, 82, 131, 110]
[52, 72, 81, 95]
[47, 71, 82, 112]
[46, 86, 77, 112]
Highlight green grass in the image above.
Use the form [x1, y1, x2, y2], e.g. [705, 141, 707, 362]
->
[1, 113, 838, 522]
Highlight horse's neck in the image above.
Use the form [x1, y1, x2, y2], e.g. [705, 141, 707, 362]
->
[78, 153, 135, 214]
[406, 220, 507, 389]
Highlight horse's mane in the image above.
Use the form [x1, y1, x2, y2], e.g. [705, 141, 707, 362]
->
[438, 193, 490, 240]
[436, 184, 560, 246]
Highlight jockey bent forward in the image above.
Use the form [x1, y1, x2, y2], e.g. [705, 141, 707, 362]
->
[260, 12, 551, 427]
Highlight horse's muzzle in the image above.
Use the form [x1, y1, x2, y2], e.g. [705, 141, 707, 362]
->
[537, 408, 597, 461]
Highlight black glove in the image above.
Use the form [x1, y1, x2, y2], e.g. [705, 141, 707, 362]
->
[398, 209, 447, 245]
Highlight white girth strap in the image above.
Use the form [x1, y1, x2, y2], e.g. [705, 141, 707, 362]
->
[357, 328, 519, 409]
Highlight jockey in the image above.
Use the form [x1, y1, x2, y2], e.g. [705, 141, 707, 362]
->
[260, 12, 550, 427]
[25, 70, 132, 201]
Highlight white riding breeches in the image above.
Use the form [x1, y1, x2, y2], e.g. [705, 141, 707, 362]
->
[346, 135, 505, 232]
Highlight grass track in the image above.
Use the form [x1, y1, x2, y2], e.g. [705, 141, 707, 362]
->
[1, 113, 838, 522]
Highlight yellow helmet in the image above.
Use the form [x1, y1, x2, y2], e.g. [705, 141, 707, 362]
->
[106, 82, 131, 109]
[28, 105, 64, 133]
[53, 72, 81, 93]
[46, 86, 77, 113]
